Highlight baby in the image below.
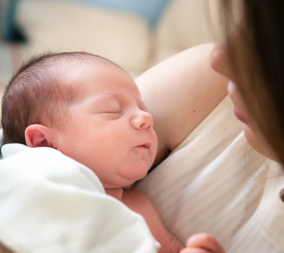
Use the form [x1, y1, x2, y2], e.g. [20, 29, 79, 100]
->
[2, 52, 224, 253]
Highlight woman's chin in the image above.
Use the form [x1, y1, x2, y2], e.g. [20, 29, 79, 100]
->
[243, 125, 277, 161]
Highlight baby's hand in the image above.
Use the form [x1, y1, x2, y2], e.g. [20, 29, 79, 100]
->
[179, 233, 225, 253]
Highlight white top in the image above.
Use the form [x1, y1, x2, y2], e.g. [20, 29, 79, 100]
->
[134, 96, 284, 253]
[0, 145, 160, 253]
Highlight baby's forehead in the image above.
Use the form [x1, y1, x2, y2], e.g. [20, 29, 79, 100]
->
[59, 59, 141, 101]
[56, 59, 116, 89]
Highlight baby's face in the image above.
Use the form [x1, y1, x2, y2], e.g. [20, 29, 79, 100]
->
[55, 62, 157, 189]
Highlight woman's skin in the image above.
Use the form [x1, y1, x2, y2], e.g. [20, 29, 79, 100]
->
[136, 43, 229, 167]
[210, 42, 278, 162]
[137, 41, 279, 172]
[211, 41, 284, 203]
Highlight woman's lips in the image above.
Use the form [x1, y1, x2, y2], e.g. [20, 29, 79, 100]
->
[233, 105, 249, 124]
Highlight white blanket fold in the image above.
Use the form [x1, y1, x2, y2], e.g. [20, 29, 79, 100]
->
[0, 145, 160, 253]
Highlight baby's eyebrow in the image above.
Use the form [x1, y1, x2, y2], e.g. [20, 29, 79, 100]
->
[100, 92, 135, 103]
[91, 91, 142, 108]
[93, 93, 120, 102]
[88, 93, 124, 109]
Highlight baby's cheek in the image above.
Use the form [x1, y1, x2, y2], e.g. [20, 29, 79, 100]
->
[152, 134, 158, 158]
[151, 146, 157, 162]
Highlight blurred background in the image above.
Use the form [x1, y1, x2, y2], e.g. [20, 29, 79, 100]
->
[0, 0, 221, 96]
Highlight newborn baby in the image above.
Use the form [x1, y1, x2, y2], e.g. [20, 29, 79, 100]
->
[2, 52, 224, 253]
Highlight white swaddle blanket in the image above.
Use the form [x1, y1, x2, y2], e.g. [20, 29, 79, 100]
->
[134, 96, 284, 253]
[0, 145, 160, 253]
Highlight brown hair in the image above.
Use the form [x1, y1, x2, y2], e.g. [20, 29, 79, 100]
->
[2, 52, 119, 145]
[219, 0, 284, 165]
[0, 243, 14, 253]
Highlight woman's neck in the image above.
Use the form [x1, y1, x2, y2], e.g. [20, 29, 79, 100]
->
[105, 188, 124, 200]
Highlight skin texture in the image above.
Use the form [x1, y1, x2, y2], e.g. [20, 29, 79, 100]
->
[26, 61, 158, 199]
[211, 39, 284, 204]
[122, 188, 184, 253]
[180, 234, 225, 253]
[210, 41, 277, 162]
[136, 44, 229, 167]
[25, 50, 226, 252]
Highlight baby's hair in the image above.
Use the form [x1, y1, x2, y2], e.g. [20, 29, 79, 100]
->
[1, 51, 120, 145]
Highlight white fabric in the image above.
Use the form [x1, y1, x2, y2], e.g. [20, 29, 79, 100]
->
[0, 145, 160, 253]
[134, 96, 284, 253]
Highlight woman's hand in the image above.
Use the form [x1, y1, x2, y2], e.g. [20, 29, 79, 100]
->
[179, 233, 225, 253]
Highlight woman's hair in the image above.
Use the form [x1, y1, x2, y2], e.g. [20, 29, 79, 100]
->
[1, 52, 119, 145]
[219, 0, 284, 165]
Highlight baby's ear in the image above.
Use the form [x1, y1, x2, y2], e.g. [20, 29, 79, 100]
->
[25, 124, 56, 148]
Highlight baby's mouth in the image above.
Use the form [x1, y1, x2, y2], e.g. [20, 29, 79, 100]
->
[136, 142, 152, 150]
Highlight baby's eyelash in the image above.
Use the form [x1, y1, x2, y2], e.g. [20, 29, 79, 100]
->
[104, 111, 122, 114]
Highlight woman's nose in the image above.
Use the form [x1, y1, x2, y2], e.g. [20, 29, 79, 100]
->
[210, 42, 232, 80]
[131, 110, 153, 130]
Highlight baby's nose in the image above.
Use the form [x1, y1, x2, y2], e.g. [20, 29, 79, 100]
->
[131, 111, 153, 130]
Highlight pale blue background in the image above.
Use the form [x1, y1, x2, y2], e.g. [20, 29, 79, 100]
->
[73, 0, 173, 26]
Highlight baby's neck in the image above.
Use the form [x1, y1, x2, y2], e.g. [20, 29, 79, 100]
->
[105, 188, 124, 200]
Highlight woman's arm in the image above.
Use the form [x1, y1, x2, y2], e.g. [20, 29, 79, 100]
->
[136, 43, 228, 166]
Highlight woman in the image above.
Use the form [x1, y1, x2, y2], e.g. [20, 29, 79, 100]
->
[135, 1, 284, 253]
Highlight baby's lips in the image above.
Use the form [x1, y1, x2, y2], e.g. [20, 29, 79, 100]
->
[136, 142, 152, 149]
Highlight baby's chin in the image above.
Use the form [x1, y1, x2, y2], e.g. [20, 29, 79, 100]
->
[122, 165, 151, 187]
[102, 174, 147, 189]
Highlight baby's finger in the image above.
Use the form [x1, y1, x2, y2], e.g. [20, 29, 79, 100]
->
[186, 233, 225, 253]
[180, 247, 214, 253]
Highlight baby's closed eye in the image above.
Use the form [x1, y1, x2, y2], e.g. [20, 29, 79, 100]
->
[98, 102, 122, 114]
[102, 110, 122, 114]
[99, 109, 123, 119]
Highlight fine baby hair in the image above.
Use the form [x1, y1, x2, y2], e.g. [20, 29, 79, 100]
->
[2, 52, 121, 145]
